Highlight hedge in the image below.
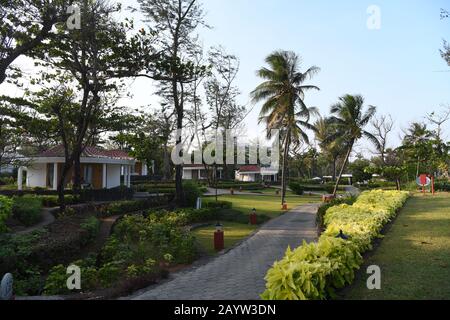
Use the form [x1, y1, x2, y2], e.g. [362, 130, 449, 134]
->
[96, 196, 171, 218]
[12, 195, 43, 227]
[0, 195, 13, 233]
[262, 190, 409, 300]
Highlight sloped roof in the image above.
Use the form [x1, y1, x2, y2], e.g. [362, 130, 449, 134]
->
[238, 165, 261, 173]
[39, 145, 134, 160]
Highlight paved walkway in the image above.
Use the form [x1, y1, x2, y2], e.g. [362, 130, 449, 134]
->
[126, 203, 319, 300]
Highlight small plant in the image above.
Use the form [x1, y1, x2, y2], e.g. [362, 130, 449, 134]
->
[288, 182, 304, 195]
[0, 195, 13, 233]
[12, 195, 43, 226]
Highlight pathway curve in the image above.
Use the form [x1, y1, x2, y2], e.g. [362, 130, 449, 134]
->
[126, 203, 319, 300]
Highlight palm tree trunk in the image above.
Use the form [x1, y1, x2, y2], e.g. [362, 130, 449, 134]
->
[281, 132, 290, 205]
[333, 140, 354, 196]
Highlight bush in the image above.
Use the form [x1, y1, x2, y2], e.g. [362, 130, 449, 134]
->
[204, 200, 232, 210]
[12, 195, 43, 226]
[44, 210, 197, 294]
[288, 182, 304, 195]
[316, 196, 357, 230]
[80, 216, 101, 246]
[40, 195, 77, 207]
[0, 195, 13, 233]
[215, 182, 262, 190]
[262, 190, 410, 300]
[435, 180, 450, 192]
[183, 181, 202, 207]
[96, 196, 170, 218]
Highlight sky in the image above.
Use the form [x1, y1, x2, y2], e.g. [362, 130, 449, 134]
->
[2, 0, 450, 156]
[118, 0, 450, 155]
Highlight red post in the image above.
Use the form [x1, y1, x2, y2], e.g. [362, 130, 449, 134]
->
[249, 212, 257, 225]
[282, 203, 288, 210]
[431, 176, 435, 195]
[214, 230, 224, 251]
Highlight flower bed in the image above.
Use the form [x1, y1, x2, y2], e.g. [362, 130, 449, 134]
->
[43, 207, 219, 296]
[262, 190, 410, 300]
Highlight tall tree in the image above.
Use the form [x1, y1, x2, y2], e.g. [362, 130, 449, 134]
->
[138, 0, 207, 205]
[314, 117, 345, 180]
[0, 0, 71, 85]
[251, 51, 320, 206]
[27, 0, 140, 209]
[371, 114, 394, 166]
[329, 94, 379, 196]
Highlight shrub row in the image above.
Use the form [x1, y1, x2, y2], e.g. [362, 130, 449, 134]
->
[96, 196, 171, 218]
[435, 181, 450, 192]
[215, 182, 262, 190]
[12, 195, 43, 226]
[0, 195, 13, 233]
[316, 196, 357, 230]
[262, 190, 409, 300]
[0, 214, 102, 295]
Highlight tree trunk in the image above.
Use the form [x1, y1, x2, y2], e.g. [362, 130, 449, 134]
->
[396, 178, 401, 191]
[281, 133, 290, 206]
[58, 161, 73, 213]
[174, 112, 184, 206]
[73, 150, 82, 199]
[332, 157, 337, 181]
[333, 141, 354, 197]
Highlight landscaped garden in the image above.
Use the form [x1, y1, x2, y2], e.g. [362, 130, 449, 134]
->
[342, 192, 450, 300]
[262, 190, 410, 300]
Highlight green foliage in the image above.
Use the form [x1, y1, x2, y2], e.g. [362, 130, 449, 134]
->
[316, 196, 357, 229]
[0, 195, 13, 233]
[40, 195, 76, 207]
[183, 181, 202, 207]
[43, 206, 217, 294]
[435, 180, 450, 192]
[215, 182, 262, 190]
[80, 216, 101, 246]
[204, 200, 232, 210]
[96, 196, 169, 217]
[288, 181, 305, 195]
[262, 190, 409, 300]
[12, 195, 43, 226]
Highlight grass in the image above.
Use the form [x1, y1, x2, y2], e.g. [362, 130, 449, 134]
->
[343, 192, 450, 300]
[208, 193, 322, 219]
[193, 222, 257, 255]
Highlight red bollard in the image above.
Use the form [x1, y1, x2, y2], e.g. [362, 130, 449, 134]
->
[214, 223, 224, 251]
[249, 208, 257, 225]
[282, 203, 288, 210]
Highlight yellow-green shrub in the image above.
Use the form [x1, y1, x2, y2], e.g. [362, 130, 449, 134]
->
[262, 190, 409, 300]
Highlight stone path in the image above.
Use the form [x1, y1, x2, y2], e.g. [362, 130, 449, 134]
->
[126, 203, 319, 300]
[14, 208, 56, 235]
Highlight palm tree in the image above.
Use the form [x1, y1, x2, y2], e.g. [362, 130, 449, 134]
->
[251, 51, 320, 206]
[329, 94, 379, 196]
[314, 117, 346, 181]
[402, 122, 433, 177]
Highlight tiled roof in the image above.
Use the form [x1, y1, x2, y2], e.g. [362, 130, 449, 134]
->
[39, 145, 134, 160]
[238, 165, 261, 173]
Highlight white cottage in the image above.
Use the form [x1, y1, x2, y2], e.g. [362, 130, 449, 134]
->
[18, 146, 136, 190]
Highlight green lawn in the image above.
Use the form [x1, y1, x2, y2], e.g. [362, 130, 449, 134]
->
[193, 222, 257, 255]
[343, 192, 450, 300]
[208, 193, 322, 219]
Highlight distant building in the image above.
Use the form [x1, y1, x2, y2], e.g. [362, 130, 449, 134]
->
[182, 164, 223, 180]
[18, 146, 136, 190]
[235, 165, 278, 182]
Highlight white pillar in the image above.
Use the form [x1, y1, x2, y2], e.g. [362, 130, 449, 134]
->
[123, 165, 127, 187]
[17, 167, 23, 191]
[127, 165, 131, 187]
[52, 163, 58, 191]
[102, 164, 107, 189]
